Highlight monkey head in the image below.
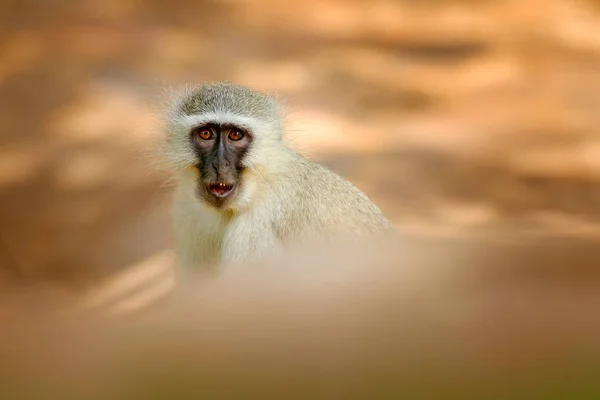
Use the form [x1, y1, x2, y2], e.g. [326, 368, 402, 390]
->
[164, 82, 285, 210]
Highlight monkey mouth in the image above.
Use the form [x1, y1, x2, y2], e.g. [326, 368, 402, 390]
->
[207, 182, 234, 197]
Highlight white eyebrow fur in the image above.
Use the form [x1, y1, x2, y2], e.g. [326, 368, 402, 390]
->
[177, 112, 263, 132]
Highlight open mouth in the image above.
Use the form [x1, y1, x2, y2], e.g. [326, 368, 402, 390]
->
[208, 182, 234, 197]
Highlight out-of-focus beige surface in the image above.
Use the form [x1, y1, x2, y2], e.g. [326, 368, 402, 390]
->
[3, 237, 600, 398]
[0, 0, 599, 297]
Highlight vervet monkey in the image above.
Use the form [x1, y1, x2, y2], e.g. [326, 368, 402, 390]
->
[163, 82, 394, 270]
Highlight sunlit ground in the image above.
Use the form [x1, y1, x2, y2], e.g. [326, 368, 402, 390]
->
[0, 0, 600, 314]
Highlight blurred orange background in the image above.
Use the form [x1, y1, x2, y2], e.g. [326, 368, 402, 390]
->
[0, 0, 599, 294]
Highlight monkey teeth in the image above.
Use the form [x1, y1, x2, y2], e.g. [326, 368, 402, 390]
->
[208, 182, 234, 197]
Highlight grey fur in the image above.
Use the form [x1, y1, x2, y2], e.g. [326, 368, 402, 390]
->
[179, 82, 283, 136]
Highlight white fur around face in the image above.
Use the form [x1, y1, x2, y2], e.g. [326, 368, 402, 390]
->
[165, 107, 293, 215]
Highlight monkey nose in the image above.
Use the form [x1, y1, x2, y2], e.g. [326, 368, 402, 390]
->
[211, 159, 230, 172]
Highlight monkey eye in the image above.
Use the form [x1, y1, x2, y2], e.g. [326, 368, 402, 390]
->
[228, 129, 245, 141]
[193, 127, 214, 141]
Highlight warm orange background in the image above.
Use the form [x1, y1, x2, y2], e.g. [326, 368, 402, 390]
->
[0, 0, 599, 292]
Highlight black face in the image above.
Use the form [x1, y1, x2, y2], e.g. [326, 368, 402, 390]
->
[190, 123, 252, 208]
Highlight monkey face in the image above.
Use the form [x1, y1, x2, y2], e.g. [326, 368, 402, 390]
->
[190, 123, 252, 209]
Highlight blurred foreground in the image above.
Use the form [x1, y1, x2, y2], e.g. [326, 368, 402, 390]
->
[2, 235, 600, 398]
[1, 0, 600, 291]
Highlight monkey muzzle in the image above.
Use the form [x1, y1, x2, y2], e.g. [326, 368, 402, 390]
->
[208, 182, 234, 197]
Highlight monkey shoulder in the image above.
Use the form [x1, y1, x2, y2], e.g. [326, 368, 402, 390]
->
[270, 155, 393, 240]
